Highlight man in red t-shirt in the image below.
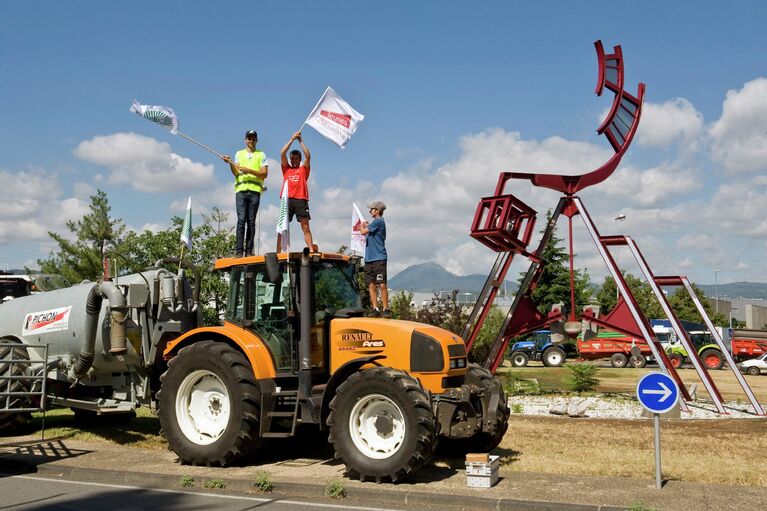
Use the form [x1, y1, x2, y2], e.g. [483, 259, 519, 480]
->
[279, 131, 316, 250]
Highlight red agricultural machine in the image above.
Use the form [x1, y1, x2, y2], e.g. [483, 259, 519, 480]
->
[462, 41, 765, 416]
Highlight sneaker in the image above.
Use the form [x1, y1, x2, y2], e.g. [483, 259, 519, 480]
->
[364, 308, 381, 318]
[245, 251, 254, 257]
[381, 309, 393, 318]
[235, 252, 244, 258]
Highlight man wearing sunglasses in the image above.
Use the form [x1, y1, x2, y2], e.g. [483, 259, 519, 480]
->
[222, 130, 268, 257]
[360, 201, 390, 318]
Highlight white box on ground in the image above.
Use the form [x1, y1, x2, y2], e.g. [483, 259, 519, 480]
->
[465, 454, 499, 488]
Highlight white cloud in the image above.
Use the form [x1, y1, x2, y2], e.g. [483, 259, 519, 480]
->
[596, 162, 701, 207]
[636, 98, 703, 150]
[75, 132, 216, 193]
[709, 78, 767, 173]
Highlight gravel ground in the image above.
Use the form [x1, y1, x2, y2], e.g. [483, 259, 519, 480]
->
[508, 394, 764, 419]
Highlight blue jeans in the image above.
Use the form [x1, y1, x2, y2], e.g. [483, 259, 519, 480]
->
[235, 191, 260, 255]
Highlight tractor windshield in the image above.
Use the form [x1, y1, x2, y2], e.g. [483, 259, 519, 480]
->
[313, 260, 361, 313]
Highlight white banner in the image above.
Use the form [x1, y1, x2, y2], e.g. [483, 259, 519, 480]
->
[305, 87, 364, 149]
[351, 202, 366, 254]
[276, 180, 290, 251]
[22, 306, 72, 336]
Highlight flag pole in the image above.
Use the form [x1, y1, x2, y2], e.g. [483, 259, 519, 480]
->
[176, 131, 225, 158]
[178, 244, 185, 274]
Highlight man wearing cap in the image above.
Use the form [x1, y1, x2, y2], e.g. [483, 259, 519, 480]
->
[222, 130, 268, 257]
[360, 201, 390, 318]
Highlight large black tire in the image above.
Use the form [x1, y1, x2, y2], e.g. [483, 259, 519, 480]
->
[510, 351, 529, 367]
[327, 367, 436, 482]
[0, 341, 32, 436]
[699, 349, 724, 370]
[610, 353, 628, 368]
[158, 341, 261, 466]
[542, 347, 566, 367]
[667, 352, 684, 369]
[460, 364, 510, 453]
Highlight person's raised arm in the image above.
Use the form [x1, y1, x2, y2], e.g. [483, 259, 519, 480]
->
[280, 133, 297, 167]
[297, 132, 310, 172]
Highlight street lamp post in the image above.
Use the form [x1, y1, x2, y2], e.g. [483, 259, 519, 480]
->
[614, 215, 627, 301]
[714, 269, 720, 314]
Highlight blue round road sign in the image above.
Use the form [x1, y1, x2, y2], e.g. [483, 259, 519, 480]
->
[636, 372, 680, 414]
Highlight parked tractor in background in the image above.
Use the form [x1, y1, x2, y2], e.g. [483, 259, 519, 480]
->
[0, 251, 508, 482]
[509, 329, 576, 367]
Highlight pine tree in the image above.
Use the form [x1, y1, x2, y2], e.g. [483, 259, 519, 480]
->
[38, 190, 125, 283]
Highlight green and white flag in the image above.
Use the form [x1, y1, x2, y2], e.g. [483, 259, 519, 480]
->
[276, 181, 290, 251]
[130, 99, 179, 134]
[180, 196, 192, 250]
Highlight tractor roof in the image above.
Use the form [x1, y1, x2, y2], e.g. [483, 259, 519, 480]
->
[214, 251, 350, 271]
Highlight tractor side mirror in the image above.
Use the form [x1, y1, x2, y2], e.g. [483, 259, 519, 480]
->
[265, 252, 283, 285]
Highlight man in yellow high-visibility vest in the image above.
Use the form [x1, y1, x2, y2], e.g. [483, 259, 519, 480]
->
[222, 130, 268, 257]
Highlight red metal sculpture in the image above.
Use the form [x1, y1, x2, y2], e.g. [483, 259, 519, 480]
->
[465, 41, 764, 415]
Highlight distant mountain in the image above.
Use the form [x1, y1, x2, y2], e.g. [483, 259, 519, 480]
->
[389, 262, 517, 293]
[697, 282, 767, 300]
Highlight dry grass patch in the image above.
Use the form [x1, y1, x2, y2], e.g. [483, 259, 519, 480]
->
[499, 415, 767, 487]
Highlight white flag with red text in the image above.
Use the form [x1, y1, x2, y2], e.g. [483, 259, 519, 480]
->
[305, 87, 364, 149]
[350, 202, 366, 254]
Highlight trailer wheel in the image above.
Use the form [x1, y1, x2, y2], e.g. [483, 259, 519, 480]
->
[746, 366, 760, 376]
[158, 341, 261, 466]
[0, 341, 32, 436]
[542, 347, 566, 367]
[630, 354, 647, 368]
[510, 351, 529, 367]
[700, 349, 724, 370]
[667, 352, 683, 369]
[460, 364, 510, 452]
[328, 367, 436, 482]
[610, 353, 628, 368]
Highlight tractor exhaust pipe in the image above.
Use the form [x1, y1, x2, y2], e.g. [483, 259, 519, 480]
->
[298, 248, 314, 419]
[69, 281, 128, 381]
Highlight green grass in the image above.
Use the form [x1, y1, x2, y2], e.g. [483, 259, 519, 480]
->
[325, 479, 346, 499]
[28, 407, 166, 448]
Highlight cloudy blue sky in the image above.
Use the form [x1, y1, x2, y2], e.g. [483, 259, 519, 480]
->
[2, 1, 766, 286]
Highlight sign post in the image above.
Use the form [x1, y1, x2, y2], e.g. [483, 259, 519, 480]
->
[636, 372, 680, 489]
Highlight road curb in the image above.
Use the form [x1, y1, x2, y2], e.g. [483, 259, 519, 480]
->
[2, 456, 627, 511]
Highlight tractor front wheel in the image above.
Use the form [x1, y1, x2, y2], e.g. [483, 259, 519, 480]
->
[700, 349, 724, 370]
[460, 364, 510, 452]
[158, 341, 261, 466]
[510, 351, 529, 367]
[328, 368, 436, 482]
[667, 352, 684, 369]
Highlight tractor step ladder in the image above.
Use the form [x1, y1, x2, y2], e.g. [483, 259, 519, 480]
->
[572, 197, 692, 413]
[261, 388, 299, 438]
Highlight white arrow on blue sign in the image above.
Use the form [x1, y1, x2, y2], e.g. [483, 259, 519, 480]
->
[636, 372, 680, 414]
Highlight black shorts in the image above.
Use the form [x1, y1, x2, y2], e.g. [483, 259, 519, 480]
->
[364, 260, 387, 285]
[288, 199, 310, 221]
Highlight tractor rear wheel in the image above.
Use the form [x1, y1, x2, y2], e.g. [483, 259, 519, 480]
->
[510, 351, 529, 367]
[667, 352, 684, 369]
[0, 340, 32, 436]
[460, 364, 510, 452]
[700, 349, 724, 370]
[746, 366, 760, 376]
[542, 347, 566, 367]
[328, 367, 436, 482]
[158, 341, 261, 466]
[610, 353, 628, 368]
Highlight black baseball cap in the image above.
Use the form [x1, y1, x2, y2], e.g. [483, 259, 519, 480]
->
[245, 130, 257, 138]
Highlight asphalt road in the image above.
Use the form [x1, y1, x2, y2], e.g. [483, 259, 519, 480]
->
[0, 474, 408, 511]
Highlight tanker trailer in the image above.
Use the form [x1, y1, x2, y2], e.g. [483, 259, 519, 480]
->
[0, 259, 199, 433]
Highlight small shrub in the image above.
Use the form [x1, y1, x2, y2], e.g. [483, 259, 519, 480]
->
[566, 363, 600, 392]
[180, 475, 194, 487]
[325, 479, 346, 499]
[253, 471, 274, 493]
[504, 373, 542, 395]
[202, 478, 226, 489]
[511, 403, 524, 414]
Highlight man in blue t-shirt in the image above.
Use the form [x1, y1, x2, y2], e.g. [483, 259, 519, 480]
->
[360, 201, 389, 318]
